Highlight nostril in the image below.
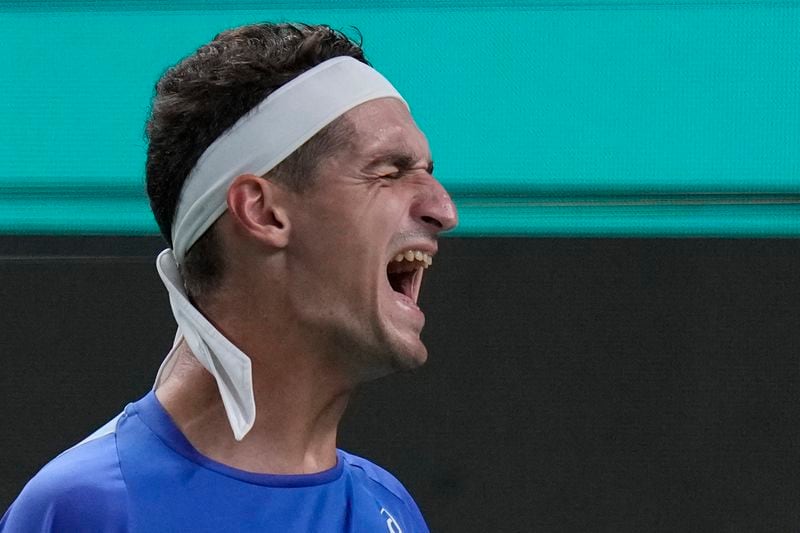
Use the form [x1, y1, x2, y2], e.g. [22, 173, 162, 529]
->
[421, 215, 442, 229]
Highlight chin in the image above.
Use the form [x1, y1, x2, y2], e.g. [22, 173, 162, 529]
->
[375, 339, 429, 380]
[351, 339, 428, 383]
[389, 343, 428, 371]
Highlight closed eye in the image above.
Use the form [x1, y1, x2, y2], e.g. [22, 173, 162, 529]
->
[381, 164, 434, 181]
[364, 152, 434, 180]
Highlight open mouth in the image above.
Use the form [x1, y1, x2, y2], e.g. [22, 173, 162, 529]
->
[386, 249, 432, 305]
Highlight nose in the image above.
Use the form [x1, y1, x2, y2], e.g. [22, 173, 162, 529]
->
[412, 175, 458, 233]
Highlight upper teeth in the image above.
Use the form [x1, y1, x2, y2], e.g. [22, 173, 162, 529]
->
[393, 249, 433, 268]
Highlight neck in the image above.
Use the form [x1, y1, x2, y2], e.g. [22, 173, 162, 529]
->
[156, 340, 352, 475]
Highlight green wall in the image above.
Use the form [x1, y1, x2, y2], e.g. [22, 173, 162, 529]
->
[1, 1, 798, 236]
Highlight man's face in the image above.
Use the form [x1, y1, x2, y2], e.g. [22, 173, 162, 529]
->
[281, 98, 458, 380]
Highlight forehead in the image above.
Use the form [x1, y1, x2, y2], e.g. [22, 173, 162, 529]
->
[341, 98, 430, 160]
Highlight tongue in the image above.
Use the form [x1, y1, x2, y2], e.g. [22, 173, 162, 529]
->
[387, 271, 415, 299]
[399, 272, 415, 299]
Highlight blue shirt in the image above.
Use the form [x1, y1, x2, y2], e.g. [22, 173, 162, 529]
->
[1, 392, 428, 532]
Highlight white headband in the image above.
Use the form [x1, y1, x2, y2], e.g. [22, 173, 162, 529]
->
[172, 56, 407, 262]
[154, 57, 408, 440]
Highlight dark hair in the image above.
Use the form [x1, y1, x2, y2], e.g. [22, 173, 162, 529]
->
[145, 23, 368, 298]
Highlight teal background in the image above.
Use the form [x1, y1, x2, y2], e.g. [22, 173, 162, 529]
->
[1, 1, 798, 236]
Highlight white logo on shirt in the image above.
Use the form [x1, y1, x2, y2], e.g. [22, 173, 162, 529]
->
[380, 508, 402, 533]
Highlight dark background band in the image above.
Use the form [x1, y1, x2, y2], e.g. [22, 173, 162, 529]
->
[1, 236, 798, 531]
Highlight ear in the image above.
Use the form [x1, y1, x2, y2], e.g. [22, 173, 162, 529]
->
[226, 174, 290, 249]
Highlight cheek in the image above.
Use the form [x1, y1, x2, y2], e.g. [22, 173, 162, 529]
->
[291, 234, 380, 307]
[290, 189, 409, 286]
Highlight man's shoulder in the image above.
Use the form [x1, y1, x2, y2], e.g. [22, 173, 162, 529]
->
[1, 431, 128, 532]
[339, 450, 418, 506]
[339, 451, 429, 531]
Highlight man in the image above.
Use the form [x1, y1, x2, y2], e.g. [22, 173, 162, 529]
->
[1, 23, 456, 532]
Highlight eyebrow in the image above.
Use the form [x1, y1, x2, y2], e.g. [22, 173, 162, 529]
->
[364, 151, 434, 175]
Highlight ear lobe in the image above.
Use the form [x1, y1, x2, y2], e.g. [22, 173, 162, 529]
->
[226, 174, 290, 249]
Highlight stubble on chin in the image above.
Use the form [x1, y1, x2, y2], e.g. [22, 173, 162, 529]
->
[327, 330, 428, 385]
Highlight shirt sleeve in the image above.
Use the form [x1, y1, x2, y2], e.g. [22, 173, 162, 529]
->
[340, 451, 430, 533]
[1, 434, 128, 533]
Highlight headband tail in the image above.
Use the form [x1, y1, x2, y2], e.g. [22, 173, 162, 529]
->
[155, 249, 256, 441]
